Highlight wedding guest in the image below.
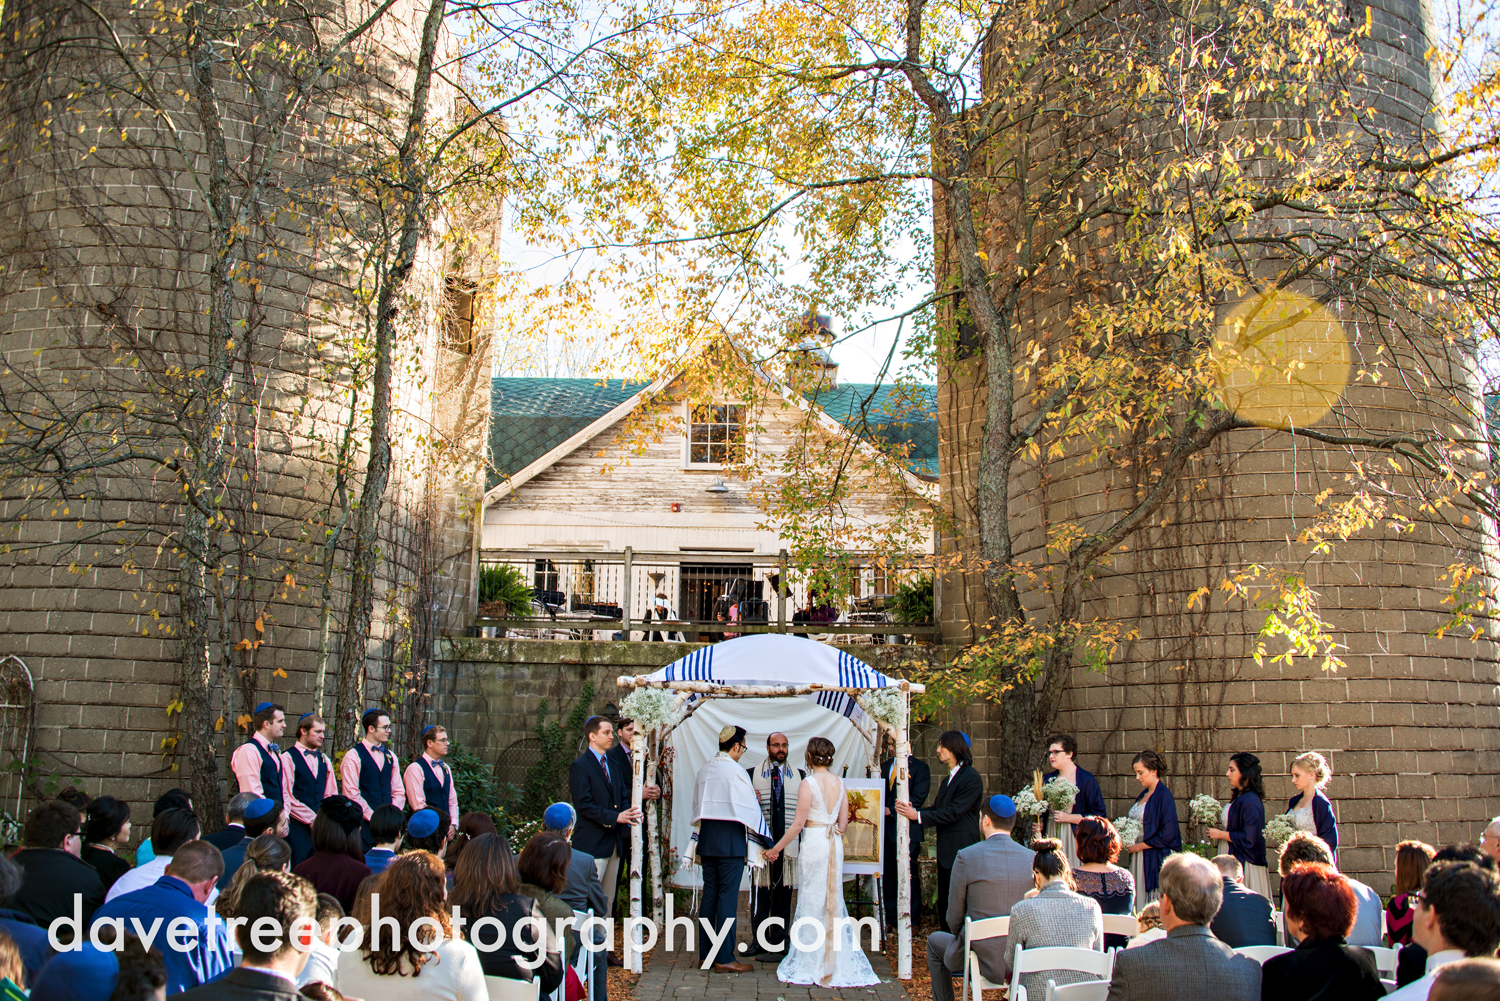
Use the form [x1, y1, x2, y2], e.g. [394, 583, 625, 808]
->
[10, 801, 104, 937]
[1260, 862, 1384, 1001]
[0, 929, 25, 995]
[1071, 816, 1135, 949]
[104, 934, 166, 1001]
[444, 813, 496, 876]
[451, 834, 564, 993]
[205, 792, 257, 853]
[1386, 860, 1500, 1001]
[215, 835, 291, 920]
[175, 870, 317, 1001]
[350, 874, 382, 932]
[80, 796, 133, 893]
[294, 893, 345, 993]
[1396, 843, 1492, 986]
[1043, 733, 1106, 868]
[1206, 752, 1269, 897]
[363, 806, 404, 874]
[895, 730, 982, 933]
[291, 797, 370, 914]
[517, 835, 582, 967]
[218, 799, 288, 890]
[0, 855, 51, 986]
[107, 808, 199, 902]
[1005, 838, 1103, 1001]
[1431, 958, 1500, 1000]
[1387, 840, 1436, 947]
[1209, 855, 1275, 948]
[1126, 901, 1165, 948]
[1277, 832, 1381, 946]
[1481, 817, 1500, 867]
[539, 802, 608, 917]
[1122, 749, 1180, 904]
[337, 853, 485, 999]
[137, 789, 195, 862]
[1287, 751, 1338, 855]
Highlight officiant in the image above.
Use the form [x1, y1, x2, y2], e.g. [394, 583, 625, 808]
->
[692, 724, 770, 973]
[748, 731, 801, 961]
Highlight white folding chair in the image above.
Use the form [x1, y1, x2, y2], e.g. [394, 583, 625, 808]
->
[552, 908, 597, 1001]
[1045, 981, 1111, 1001]
[1008, 945, 1113, 1001]
[1100, 914, 1138, 940]
[487, 975, 542, 1001]
[1234, 945, 1291, 964]
[1364, 945, 1398, 981]
[960, 915, 1009, 1001]
[1270, 910, 1286, 947]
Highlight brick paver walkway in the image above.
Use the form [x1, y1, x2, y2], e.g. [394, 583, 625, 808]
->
[632, 947, 909, 1001]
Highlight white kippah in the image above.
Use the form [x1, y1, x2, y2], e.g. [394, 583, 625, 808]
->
[718, 725, 738, 743]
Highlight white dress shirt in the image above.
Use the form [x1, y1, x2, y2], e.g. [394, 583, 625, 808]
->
[1384, 948, 1466, 1000]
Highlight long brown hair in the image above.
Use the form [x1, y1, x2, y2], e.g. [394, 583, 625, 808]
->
[517, 833, 570, 893]
[451, 833, 519, 919]
[362, 852, 451, 976]
[216, 835, 292, 919]
[1395, 840, 1437, 896]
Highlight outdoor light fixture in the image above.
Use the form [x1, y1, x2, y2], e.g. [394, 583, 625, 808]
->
[705, 477, 730, 494]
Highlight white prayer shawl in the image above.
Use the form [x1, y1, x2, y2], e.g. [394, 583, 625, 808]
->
[752, 760, 802, 874]
[691, 752, 771, 871]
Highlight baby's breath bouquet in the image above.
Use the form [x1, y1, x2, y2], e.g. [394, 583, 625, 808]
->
[619, 687, 676, 732]
[1189, 794, 1222, 829]
[1013, 787, 1047, 819]
[1263, 812, 1300, 848]
[1113, 815, 1143, 847]
[1041, 777, 1079, 814]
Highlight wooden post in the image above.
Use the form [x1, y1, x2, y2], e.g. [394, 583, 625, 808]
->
[627, 725, 646, 973]
[622, 546, 633, 637]
[648, 730, 664, 928]
[777, 548, 787, 632]
[895, 692, 912, 979]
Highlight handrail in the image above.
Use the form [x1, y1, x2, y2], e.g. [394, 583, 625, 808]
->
[470, 617, 937, 637]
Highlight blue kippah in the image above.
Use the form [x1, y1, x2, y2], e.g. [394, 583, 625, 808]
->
[299, 712, 314, 720]
[961, 732, 971, 748]
[407, 808, 442, 839]
[543, 802, 575, 830]
[989, 794, 1017, 819]
[254, 702, 275, 715]
[244, 797, 276, 821]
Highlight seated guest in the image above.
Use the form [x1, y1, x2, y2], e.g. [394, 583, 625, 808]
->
[0, 854, 52, 985]
[1005, 838, 1102, 1001]
[540, 802, 608, 917]
[292, 797, 371, 914]
[451, 833, 564, 993]
[25, 939, 120, 1001]
[1209, 855, 1275, 948]
[0, 928, 25, 994]
[1126, 901, 1164, 948]
[1107, 853, 1260, 1001]
[10, 801, 104, 938]
[517, 834, 584, 966]
[1431, 958, 1500, 1000]
[445, 812, 498, 876]
[216, 835, 292, 919]
[92, 841, 234, 994]
[80, 796, 133, 893]
[363, 805, 405, 874]
[1277, 832, 1381, 946]
[134, 789, 196, 865]
[404, 808, 450, 860]
[295, 893, 345, 993]
[350, 874, 382, 931]
[102, 933, 166, 1001]
[205, 792, 258, 853]
[176, 870, 317, 1001]
[335, 852, 486, 1000]
[1398, 843, 1494, 986]
[1387, 840, 1436, 947]
[218, 799, 287, 890]
[1260, 862, 1384, 1000]
[1071, 816, 1135, 949]
[1387, 859, 1500, 1000]
[108, 808, 200, 902]
[925, 795, 1034, 1001]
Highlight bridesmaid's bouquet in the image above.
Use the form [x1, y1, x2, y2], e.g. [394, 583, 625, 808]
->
[1113, 815, 1143, 847]
[1263, 812, 1300, 848]
[1041, 777, 1079, 814]
[1012, 787, 1047, 818]
[1189, 794, 1222, 829]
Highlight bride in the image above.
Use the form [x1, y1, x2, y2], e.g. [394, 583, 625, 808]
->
[764, 737, 880, 988]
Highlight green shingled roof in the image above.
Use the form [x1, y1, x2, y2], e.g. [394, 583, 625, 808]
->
[487, 376, 939, 488]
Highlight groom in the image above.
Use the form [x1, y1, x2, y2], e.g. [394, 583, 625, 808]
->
[692, 724, 770, 972]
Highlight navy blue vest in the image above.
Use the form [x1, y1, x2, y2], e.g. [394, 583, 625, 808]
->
[248, 738, 284, 805]
[288, 746, 328, 818]
[354, 742, 395, 809]
[418, 757, 452, 813]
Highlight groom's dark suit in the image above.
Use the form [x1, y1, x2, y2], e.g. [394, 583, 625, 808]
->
[697, 819, 746, 966]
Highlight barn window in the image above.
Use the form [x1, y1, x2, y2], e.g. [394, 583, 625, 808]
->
[686, 403, 746, 466]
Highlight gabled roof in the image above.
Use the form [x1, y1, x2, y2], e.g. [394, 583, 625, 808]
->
[805, 383, 938, 479]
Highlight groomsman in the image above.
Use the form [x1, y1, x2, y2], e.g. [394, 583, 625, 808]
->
[568, 716, 641, 914]
[281, 712, 337, 865]
[230, 702, 286, 808]
[340, 707, 404, 851]
[882, 735, 931, 930]
[748, 732, 800, 960]
[403, 725, 459, 837]
[895, 730, 982, 933]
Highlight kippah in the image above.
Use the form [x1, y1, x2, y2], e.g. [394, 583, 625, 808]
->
[988, 794, 1017, 819]
[299, 712, 314, 720]
[961, 732, 971, 748]
[543, 803, 576, 830]
[244, 797, 276, 820]
[718, 725, 738, 743]
[253, 702, 275, 715]
[407, 808, 442, 839]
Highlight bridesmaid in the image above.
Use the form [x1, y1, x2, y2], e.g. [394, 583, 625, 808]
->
[1205, 752, 1269, 898]
[1122, 749, 1180, 903]
[1287, 750, 1338, 855]
[1044, 733, 1107, 867]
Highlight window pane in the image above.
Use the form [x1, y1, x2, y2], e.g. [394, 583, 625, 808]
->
[690, 443, 710, 463]
[726, 405, 744, 425]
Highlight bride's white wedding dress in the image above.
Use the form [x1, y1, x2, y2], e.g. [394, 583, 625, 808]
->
[777, 773, 880, 988]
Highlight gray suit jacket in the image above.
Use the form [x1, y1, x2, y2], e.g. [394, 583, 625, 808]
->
[1106, 925, 1261, 1001]
[559, 845, 608, 917]
[943, 832, 1037, 981]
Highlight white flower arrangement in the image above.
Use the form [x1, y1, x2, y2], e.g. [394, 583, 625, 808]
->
[1041, 777, 1079, 814]
[1013, 787, 1047, 818]
[1113, 815, 1143, 847]
[619, 687, 677, 732]
[861, 689, 908, 730]
[1190, 794, 1222, 829]
[1263, 812, 1300, 848]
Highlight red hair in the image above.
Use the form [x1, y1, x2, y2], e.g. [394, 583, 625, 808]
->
[1075, 817, 1121, 865]
[1282, 862, 1357, 940]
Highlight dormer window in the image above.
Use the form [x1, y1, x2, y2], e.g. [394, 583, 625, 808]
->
[686, 403, 746, 466]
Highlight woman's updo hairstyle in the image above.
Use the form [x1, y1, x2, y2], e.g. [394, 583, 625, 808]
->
[1132, 748, 1168, 777]
[805, 737, 836, 768]
[1292, 751, 1332, 789]
[1031, 837, 1075, 888]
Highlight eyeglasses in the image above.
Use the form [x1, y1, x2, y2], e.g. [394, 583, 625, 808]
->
[1414, 891, 1429, 907]
[1047, 749, 1066, 756]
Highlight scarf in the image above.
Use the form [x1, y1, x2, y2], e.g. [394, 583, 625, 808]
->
[691, 752, 771, 870]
